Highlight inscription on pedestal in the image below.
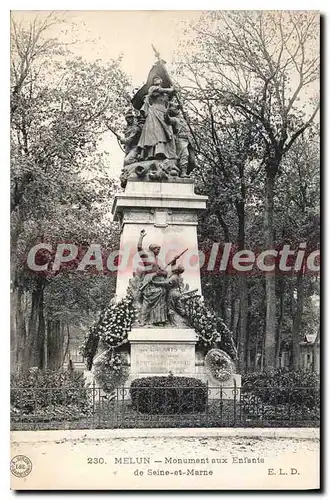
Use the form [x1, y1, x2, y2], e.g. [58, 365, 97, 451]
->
[131, 343, 195, 374]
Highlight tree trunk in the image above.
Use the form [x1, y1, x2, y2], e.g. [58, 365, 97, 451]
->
[246, 287, 252, 371]
[62, 324, 71, 368]
[236, 199, 248, 372]
[234, 301, 240, 345]
[10, 289, 17, 372]
[264, 171, 277, 369]
[312, 328, 320, 373]
[254, 325, 260, 371]
[44, 318, 48, 369]
[26, 289, 39, 368]
[214, 211, 230, 324]
[230, 279, 236, 332]
[26, 280, 45, 369]
[260, 325, 266, 372]
[12, 287, 27, 373]
[34, 283, 45, 368]
[275, 277, 285, 368]
[259, 284, 267, 371]
[219, 274, 229, 324]
[237, 276, 248, 372]
[292, 272, 304, 370]
[47, 320, 65, 370]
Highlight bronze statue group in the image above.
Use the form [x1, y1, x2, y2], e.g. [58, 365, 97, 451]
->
[129, 229, 196, 327]
[119, 75, 195, 186]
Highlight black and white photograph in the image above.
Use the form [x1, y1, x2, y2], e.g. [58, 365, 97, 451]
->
[9, 9, 320, 490]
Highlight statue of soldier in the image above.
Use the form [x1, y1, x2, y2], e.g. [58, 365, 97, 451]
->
[167, 103, 192, 178]
[120, 110, 141, 166]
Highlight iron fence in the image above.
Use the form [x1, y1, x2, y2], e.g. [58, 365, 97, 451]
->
[11, 382, 320, 431]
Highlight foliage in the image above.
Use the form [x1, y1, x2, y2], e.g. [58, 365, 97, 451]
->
[80, 293, 136, 364]
[80, 293, 136, 388]
[242, 368, 320, 409]
[10, 368, 91, 415]
[130, 376, 208, 414]
[79, 324, 100, 371]
[11, 404, 91, 423]
[97, 294, 136, 349]
[178, 11, 319, 156]
[10, 13, 128, 371]
[184, 294, 237, 359]
[81, 290, 237, 392]
[11, 12, 320, 376]
[93, 350, 129, 393]
[175, 11, 320, 369]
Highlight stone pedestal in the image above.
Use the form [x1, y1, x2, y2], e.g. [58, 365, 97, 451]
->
[112, 180, 207, 299]
[111, 179, 241, 401]
[124, 328, 241, 400]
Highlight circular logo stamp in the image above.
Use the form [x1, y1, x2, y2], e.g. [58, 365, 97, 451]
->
[10, 455, 32, 478]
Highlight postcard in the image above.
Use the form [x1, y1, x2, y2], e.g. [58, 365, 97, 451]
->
[10, 10, 320, 490]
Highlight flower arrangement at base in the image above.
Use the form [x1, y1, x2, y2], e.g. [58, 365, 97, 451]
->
[183, 294, 237, 360]
[97, 293, 136, 349]
[79, 292, 136, 390]
[205, 349, 235, 383]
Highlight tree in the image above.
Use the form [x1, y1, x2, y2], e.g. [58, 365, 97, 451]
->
[274, 128, 320, 369]
[172, 86, 264, 371]
[11, 13, 128, 371]
[177, 11, 319, 368]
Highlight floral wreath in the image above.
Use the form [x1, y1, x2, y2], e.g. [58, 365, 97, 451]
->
[205, 349, 234, 382]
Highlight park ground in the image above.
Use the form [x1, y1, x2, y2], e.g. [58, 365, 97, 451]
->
[11, 428, 320, 490]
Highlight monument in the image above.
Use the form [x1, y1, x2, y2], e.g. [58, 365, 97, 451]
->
[108, 57, 241, 398]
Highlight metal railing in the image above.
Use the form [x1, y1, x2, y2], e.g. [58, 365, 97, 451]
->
[10, 382, 320, 431]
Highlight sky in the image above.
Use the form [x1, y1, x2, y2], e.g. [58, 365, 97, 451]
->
[12, 10, 203, 178]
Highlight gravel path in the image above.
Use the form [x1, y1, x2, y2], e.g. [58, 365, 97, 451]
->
[11, 431, 320, 490]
